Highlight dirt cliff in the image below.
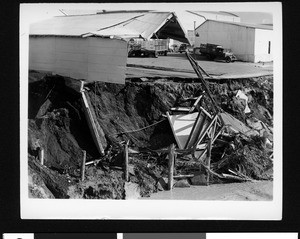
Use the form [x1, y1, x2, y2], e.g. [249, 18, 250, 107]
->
[28, 72, 273, 199]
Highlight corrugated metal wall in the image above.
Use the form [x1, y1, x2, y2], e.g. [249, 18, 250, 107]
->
[29, 36, 127, 84]
[195, 21, 256, 62]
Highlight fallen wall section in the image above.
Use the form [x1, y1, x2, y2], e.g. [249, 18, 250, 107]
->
[81, 90, 107, 156]
[29, 36, 127, 84]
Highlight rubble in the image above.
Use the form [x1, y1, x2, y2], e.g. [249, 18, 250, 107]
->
[28, 64, 273, 199]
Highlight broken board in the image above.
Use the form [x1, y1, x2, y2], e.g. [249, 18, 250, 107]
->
[219, 112, 258, 137]
[167, 112, 198, 149]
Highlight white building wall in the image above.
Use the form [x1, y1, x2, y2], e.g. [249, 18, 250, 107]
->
[29, 36, 127, 84]
[195, 21, 256, 62]
[254, 29, 273, 62]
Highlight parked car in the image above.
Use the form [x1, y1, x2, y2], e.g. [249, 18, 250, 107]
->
[199, 43, 237, 62]
[178, 43, 193, 53]
[178, 43, 187, 53]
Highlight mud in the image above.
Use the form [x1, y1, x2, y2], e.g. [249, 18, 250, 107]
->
[28, 71, 273, 199]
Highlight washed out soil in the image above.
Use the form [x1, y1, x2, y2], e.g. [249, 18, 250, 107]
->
[28, 71, 273, 199]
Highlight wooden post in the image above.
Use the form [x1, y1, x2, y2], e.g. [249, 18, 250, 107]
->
[124, 140, 129, 182]
[168, 144, 175, 190]
[206, 138, 212, 185]
[81, 150, 86, 181]
[39, 148, 44, 165]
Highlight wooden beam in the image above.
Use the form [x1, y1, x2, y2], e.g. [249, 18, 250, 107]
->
[171, 107, 190, 112]
[195, 115, 218, 148]
[124, 140, 129, 182]
[192, 155, 224, 179]
[188, 95, 203, 113]
[81, 150, 86, 181]
[168, 144, 175, 190]
[81, 91, 106, 156]
[173, 174, 194, 179]
[199, 106, 213, 119]
[166, 112, 181, 149]
[39, 148, 44, 165]
[64, 77, 84, 93]
[185, 111, 207, 149]
[195, 125, 225, 161]
[85, 159, 100, 166]
[206, 138, 212, 185]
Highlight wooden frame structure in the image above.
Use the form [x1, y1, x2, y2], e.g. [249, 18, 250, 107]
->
[165, 106, 225, 189]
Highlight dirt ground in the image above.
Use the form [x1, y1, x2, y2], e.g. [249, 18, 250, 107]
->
[141, 180, 273, 200]
[127, 53, 273, 78]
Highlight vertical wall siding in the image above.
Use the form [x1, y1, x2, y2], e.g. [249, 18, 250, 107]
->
[87, 38, 127, 84]
[29, 36, 127, 84]
[195, 21, 256, 62]
[29, 37, 56, 71]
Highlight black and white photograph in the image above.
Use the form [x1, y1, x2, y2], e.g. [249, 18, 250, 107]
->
[20, 2, 282, 219]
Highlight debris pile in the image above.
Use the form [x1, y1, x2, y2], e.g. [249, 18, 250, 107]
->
[27, 67, 273, 199]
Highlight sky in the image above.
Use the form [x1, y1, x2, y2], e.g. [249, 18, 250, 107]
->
[21, 2, 274, 31]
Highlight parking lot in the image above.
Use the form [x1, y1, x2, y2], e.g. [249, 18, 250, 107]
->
[127, 52, 273, 79]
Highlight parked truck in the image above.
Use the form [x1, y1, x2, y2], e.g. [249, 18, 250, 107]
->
[128, 39, 169, 57]
[199, 43, 237, 63]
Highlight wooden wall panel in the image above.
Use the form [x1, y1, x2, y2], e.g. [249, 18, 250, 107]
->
[29, 36, 127, 84]
[56, 52, 88, 62]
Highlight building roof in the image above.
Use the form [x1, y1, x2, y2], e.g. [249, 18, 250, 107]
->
[190, 11, 240, 18]
[60, 9, 152, 16]
[196, 19, 273, 31]
[30, 11, 190, 44]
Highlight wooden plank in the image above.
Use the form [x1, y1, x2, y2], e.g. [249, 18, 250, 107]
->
[81, 150, 86, 181]
[222, 173, 248, 181]
[195, 115, 218, 147]
[199, 106, 212, 119]
[64, 77, 84, 93]
[168, 144, 175, 190]
[85, 159, 101, 166]
[170, 107, 190, 112]
[195, 125, 225, 161]
[219, 112, 257, 137]
[185, 111, 207, 149]
[188, 95, 203, 113]
[166, 112, 198, 149]
[209, 118, 217, 139]
[39, 148, 44, 165]
[206, 138, 212, 184]
[166, 111, 182, 149]
[81, 91, 106, 156]
[173, 174, 194, 179]
[124, 140, 129, 182]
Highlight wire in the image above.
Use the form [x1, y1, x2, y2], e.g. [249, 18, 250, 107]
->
[110, 118, 166, 136]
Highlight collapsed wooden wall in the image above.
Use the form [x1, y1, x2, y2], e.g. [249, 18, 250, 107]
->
[29, 36, 127, 84]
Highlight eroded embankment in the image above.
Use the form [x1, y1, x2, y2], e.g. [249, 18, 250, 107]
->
[28, 72, 273, 199]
